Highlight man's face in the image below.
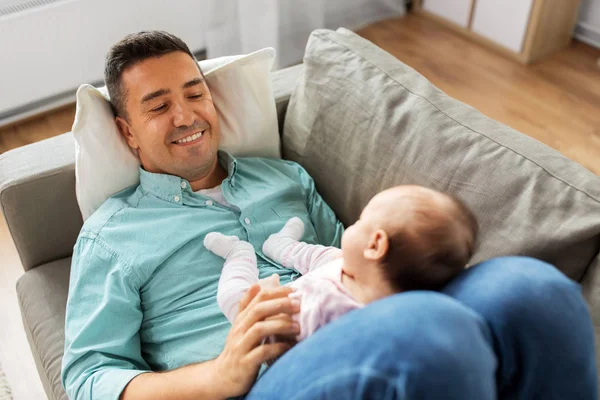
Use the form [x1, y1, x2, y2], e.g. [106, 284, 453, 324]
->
[116, 51, 221, 181]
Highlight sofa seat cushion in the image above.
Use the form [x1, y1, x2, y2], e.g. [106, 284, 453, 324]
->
[16, 258, 70, 400]
[282, 28, 600, 281]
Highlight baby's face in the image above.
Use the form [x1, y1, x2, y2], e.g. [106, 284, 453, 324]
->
[341, 186, 449, 298]
[340, 191, 396, 280]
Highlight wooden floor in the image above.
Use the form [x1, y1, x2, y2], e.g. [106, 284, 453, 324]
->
[356, 14, 600, 175]
[0, 12, 599, 400]
[0, 104, 76, 154]
[0, 214, 46, 400]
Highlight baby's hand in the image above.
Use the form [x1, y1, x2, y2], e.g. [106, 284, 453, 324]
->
[259, 273, 281, 289]
[204, 232, 241, 259]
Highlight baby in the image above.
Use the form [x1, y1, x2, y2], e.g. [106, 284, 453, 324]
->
[204, 185, 478, 341]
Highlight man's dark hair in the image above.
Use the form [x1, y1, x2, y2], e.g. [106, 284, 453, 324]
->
[381, 194, 479, 292]
[104, 30, 200, 119]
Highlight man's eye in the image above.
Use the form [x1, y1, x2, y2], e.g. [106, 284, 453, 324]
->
[189, 94, 203, 99]
[151, 105, 167, 112]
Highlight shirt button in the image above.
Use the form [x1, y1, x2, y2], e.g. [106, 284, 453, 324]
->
[244, 217, 251, 225]
[180, 182, 187, 189]
[174, 195, 180, 202]
[205, 200, 214, 206]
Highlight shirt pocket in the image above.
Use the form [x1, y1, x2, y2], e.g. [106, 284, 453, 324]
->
[271, 202, 318, 244]
[271, 201, 309, 220]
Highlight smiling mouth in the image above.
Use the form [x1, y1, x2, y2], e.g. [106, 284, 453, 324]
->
[172, 130, 205, 145]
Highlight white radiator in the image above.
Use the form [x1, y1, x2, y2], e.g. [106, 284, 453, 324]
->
[0, 0, 207, 126]
[576, 0, 600, 49]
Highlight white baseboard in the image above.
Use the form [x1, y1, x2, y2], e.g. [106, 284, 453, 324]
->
[575, 22, 600, 49]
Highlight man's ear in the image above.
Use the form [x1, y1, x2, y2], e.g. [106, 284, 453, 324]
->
[116, 116, 139, 151]
[364, 229, 389, 262]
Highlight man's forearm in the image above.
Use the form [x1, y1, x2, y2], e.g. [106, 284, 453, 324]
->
[121, 285, 301, 400]
[120, 359, 229, 400]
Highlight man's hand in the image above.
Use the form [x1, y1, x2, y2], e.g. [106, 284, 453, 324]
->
[120, 282, 299, 400]
[213, 284, 301, 398]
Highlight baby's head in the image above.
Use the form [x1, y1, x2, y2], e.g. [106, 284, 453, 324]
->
[341, 185, 478, 303]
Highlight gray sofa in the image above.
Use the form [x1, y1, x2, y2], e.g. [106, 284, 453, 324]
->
[1, 28, 599, 400]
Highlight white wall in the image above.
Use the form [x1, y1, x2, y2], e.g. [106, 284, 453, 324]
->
[205, 0, 405, 69]
[0, 0, 207, 118]
[577, 0, 600, 48]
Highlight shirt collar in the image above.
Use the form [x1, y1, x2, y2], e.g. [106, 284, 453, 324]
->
[139, 150, 238, 204]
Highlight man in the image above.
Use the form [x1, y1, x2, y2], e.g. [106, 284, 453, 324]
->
[62, 31, 597, 400]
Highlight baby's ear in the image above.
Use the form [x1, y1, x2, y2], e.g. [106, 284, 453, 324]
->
[364, 229, 389, 262]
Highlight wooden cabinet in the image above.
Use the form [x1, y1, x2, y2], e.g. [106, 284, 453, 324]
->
[415, 0, 582, 63]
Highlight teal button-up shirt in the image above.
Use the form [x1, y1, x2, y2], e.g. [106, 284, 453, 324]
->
[61, 152, 344, 400]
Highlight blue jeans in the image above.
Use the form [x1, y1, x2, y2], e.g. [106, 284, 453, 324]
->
[245, 257, 597, 399]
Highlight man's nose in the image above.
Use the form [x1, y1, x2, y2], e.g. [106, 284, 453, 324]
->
[172, 101, 196, 127]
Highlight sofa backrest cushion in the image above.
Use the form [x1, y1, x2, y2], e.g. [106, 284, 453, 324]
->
[282, 28, 600, 280]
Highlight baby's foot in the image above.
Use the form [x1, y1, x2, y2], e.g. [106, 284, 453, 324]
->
[204, 232, 240, 259]
[263, 217, 305, 263]
[278, 217, 305, 240]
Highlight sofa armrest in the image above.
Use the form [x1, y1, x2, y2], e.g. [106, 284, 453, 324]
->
[0, 65, 303, 272]
[0, 133, 82, 271]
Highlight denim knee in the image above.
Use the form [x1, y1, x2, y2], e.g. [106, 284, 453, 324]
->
[443, 256, 585, 325]
[443, 256, 597, 399]
[247, 291, 497, 400]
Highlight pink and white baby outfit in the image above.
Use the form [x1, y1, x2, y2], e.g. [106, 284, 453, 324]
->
[204, 218, 363, 341]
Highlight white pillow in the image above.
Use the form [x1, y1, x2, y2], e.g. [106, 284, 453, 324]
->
[73, 48, 280, 220]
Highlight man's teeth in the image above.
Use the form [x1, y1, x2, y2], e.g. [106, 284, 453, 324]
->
[176, 131, 203, 144]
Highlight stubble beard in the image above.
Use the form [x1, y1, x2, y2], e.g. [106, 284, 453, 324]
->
[174, 145, 219, 183]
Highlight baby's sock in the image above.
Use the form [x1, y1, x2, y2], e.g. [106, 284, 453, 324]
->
[263, 217, 305, 266]
[263, 217, 339, 274]
[204, 232, 258, 322]
[204, 232, 241, 259]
